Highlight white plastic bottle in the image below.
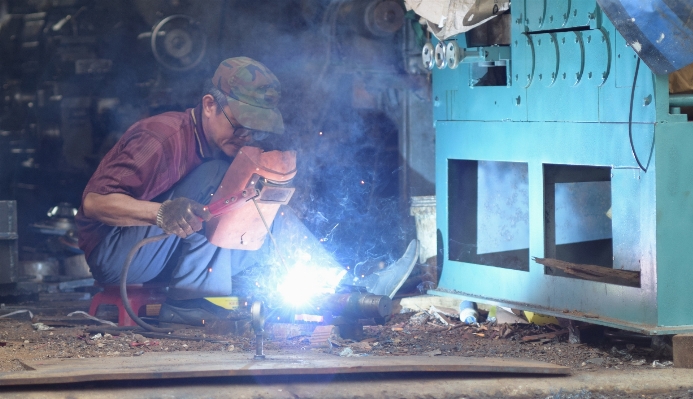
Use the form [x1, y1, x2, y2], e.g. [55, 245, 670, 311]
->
[459, 300, 478, 324]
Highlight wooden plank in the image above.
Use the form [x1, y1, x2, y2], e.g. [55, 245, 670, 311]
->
[0, 352, 570, 386]
[521, 329, 569, 342]
[533, 257, 640, 287]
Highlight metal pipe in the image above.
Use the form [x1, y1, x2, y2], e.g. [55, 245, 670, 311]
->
[308, 292, 392, 319]
[670, 94, 693, 107]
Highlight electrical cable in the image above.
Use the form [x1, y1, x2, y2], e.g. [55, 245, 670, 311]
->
[119, 233, 174, 333]
[628, 57, 655, 172]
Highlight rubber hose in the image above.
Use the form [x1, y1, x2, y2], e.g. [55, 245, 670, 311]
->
[119, 233, 174, 333]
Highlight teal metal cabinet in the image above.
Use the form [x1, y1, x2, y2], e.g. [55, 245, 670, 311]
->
[429, 0, 693, 334]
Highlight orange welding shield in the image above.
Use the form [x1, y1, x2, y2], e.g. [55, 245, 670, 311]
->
[205, 146, 297, 250]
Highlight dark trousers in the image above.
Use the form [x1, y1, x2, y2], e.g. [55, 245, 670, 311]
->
[87, 160, 344, 300]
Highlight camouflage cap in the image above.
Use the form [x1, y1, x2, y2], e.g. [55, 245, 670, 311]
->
[212, 57, 284, 134]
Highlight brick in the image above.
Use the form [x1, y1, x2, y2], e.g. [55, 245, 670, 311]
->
[673, 334, 693, 368]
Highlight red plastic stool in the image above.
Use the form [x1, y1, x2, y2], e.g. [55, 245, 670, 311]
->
[88, 284, 167, 327]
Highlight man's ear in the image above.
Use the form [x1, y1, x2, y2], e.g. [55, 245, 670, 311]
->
[201, 94, 216, 118]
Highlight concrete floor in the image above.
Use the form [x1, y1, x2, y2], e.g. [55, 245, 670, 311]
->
[2, 367, 693, 398]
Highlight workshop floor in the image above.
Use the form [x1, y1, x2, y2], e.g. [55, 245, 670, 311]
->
[1, 298, 689, 398]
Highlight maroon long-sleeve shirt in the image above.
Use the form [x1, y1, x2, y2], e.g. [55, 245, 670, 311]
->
[75, 105, 212, 260]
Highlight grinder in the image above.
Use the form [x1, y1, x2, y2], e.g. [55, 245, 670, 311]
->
[204, 146, 297, 250]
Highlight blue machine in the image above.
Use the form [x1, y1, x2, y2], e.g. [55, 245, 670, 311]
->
[429, 0, 693, 334]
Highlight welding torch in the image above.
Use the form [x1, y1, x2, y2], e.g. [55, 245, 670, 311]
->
[119, 176, 292, 333]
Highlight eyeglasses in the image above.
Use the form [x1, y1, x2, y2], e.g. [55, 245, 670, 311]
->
[215, 99, 269, 141]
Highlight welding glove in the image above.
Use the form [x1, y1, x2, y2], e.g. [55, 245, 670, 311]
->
[156, 197, 212, 238]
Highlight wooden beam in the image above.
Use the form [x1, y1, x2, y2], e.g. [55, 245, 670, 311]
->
[533, 257, 640, 287]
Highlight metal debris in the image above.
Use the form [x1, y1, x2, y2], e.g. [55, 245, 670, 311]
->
[32, 323, 54, 331]
[0, 310, 33, 319]
[66, 311, 117, 327]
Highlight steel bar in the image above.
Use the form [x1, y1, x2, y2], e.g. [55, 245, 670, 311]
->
[670, 94, 693, 107]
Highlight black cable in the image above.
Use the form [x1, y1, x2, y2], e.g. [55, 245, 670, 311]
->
[120, 233, 174, 333]
[628, 57, 655, 172]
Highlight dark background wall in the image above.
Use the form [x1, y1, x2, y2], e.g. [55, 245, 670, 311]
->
[0, 0, 435, 272]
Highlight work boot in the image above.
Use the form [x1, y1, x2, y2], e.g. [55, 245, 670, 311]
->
[355, 239, 419, 298]
[158, 297, 249, 327]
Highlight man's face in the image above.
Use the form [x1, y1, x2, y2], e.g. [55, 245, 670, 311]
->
[205, 102, 253, 158]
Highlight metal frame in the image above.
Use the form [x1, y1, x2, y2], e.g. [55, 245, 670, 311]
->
[429, 0, 693, 334]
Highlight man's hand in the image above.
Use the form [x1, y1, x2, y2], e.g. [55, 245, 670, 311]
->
[156, 198, 212, 238]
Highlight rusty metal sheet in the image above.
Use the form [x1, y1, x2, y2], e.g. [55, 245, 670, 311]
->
[0, 352, 569, 386]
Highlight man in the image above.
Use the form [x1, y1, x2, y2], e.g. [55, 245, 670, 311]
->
[76, 57, 416, 327]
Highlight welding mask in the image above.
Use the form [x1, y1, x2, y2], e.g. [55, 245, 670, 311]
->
[205, 146, 297, 250]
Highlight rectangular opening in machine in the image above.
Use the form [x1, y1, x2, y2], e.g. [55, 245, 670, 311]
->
[541, 164, 640, 288]
[448, 160, 529, 271]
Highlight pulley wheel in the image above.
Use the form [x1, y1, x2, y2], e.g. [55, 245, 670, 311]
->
[364, 0, 405, 36]
[151, 14, 207, 72]
[422, 42, 435, 70]
[434, 41, 447, 69]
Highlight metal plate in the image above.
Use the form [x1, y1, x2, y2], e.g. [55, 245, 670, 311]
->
[556, 31, 584, 86]
[566, 0, 598, 29]
[542, 0, 570, 30]
[611, 168, 642, 272]
[525, 0, 546, 31]
[513, 33, 534, 88]
[0, 352, 570, 386]
[581, 29, 610, 87]
[531, 33, 558, 87]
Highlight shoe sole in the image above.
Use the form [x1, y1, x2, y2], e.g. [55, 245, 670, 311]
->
[386, 239, 419, 298]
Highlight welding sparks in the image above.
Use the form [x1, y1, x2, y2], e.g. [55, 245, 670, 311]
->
[277, 264, 346, 307]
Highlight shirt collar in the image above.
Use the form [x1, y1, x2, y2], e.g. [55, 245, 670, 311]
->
[190, 104, 213, 159]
